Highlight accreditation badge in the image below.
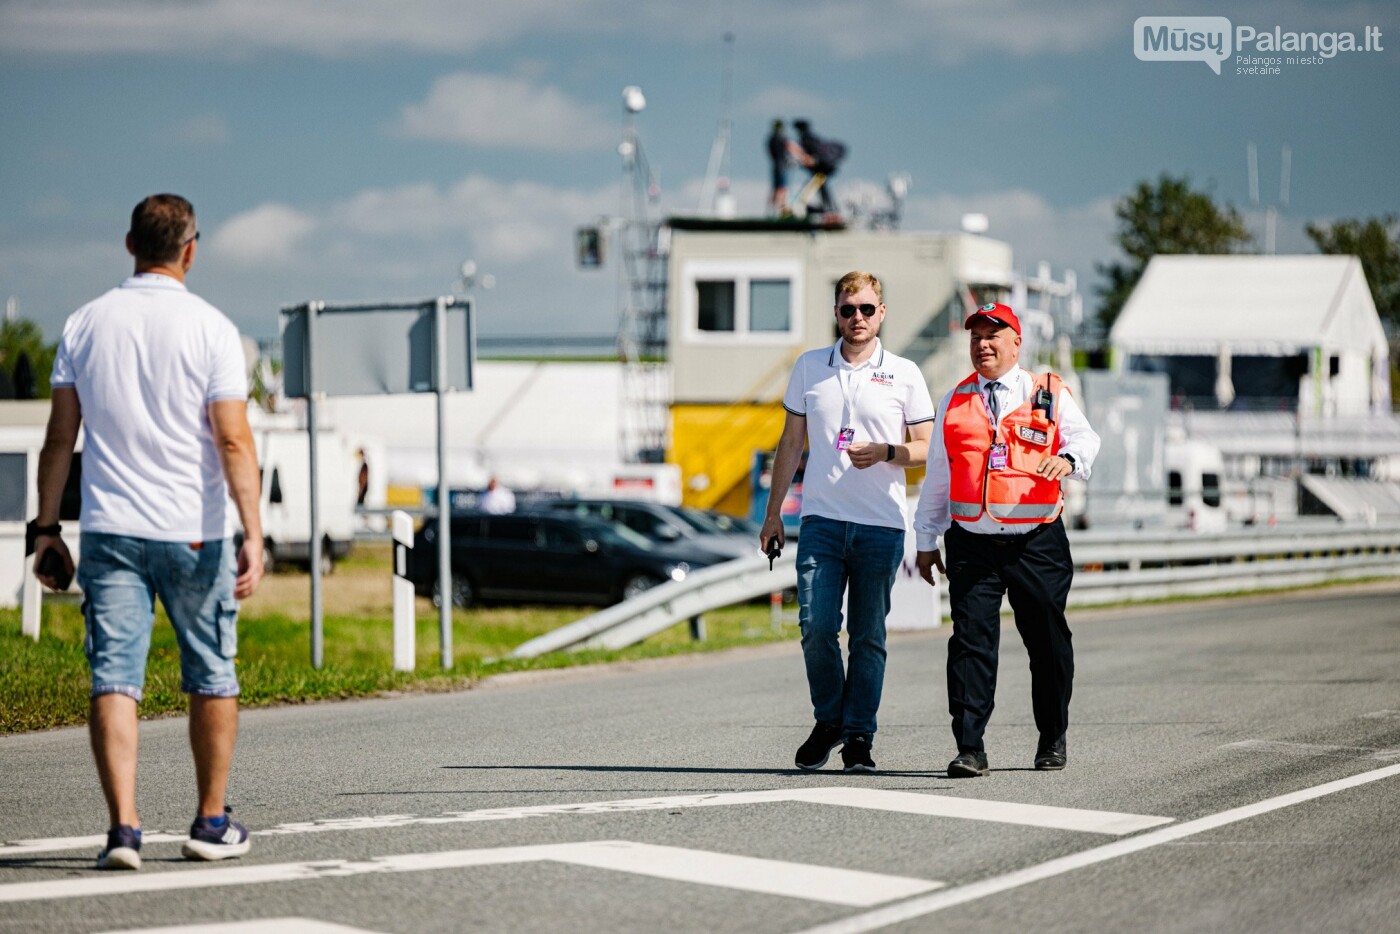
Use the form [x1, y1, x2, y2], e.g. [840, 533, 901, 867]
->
[836, 427, 855, 451]
[988, 443, 1008, 470]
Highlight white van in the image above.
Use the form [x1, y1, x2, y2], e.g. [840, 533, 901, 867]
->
[256, 429, 356, 572]
[1165, 437, 1228, 533]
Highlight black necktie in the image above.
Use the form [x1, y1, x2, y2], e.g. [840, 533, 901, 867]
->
[985, 381, 1002, 423]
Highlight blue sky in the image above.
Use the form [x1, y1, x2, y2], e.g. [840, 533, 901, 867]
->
[1, 0, 1396, 343]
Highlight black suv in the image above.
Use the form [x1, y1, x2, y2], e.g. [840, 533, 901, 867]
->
[540, 499, 753, 560]
[410, 511, 724, 607]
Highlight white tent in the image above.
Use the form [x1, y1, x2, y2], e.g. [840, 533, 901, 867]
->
[1110, 255, 1389, 416]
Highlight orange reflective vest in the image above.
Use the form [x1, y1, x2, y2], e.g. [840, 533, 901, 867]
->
[944, 370, 1065, 524]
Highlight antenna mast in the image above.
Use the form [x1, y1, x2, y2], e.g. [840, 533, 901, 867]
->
[616, 87, 670, 464]
[698, 31, 736, 216]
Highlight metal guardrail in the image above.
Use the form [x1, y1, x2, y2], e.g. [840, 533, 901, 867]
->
[509, 553, 797, 658]
[1066, 522, 1400, 606]
[509, 523, 1400, 658]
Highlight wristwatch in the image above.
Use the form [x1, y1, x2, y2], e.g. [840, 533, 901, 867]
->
[1060, 453, 1077, 470]
[885, 443, 896, 462]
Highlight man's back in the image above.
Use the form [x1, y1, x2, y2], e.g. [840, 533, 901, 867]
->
[54, 273, 247, 542]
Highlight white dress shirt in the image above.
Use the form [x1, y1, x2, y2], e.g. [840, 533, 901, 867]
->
[914, 366, 1100, 551]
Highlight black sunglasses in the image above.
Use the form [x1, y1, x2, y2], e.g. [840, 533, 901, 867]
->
[838, 303, 879, 319]
[182, 231, 201, 246]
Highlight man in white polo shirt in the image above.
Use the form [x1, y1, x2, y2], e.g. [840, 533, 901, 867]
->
[759, 271, 935, 772]
[34, 193, 264, 870]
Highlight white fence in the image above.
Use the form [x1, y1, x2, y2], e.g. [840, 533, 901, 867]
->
[509, 522, 1400, 658]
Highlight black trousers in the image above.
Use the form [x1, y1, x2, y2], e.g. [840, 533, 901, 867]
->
[945, 518, 1075, 752]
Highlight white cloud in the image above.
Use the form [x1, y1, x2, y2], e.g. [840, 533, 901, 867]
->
[210, 203, 316, 265]
[393, 72, 613, 151]
[903, 187, 1118, 278]
[171, 113, 231, 147]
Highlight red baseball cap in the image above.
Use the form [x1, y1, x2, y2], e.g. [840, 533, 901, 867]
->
[965, 302, 1021, 335]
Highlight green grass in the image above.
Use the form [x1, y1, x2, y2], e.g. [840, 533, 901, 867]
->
[0, 596, 797, 734]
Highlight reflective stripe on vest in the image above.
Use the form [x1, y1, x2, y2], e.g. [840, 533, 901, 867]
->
[950, 500, 982, 519]
[988, 502, 1062, 519]
[943, 370, 1066, 525]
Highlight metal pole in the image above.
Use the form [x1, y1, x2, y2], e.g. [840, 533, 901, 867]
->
[435, 296, 452, 669]
[306, 302, 324, 669]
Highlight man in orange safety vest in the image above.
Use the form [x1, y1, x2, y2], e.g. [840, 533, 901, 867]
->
[914, 302, 1100, 778]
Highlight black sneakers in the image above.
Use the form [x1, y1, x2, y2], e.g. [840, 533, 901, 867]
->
[1035, 735, 1067, 771]
[947, 750, 990, 777]
[841, 735, 876, 773]
[795, 722, 843, 770]
[96, 824, 142, 870]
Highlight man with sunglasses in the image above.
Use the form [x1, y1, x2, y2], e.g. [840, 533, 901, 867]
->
[913, 302, 1100, 778]
[34, 194, 264, 870]
[760, 271, 935, 772]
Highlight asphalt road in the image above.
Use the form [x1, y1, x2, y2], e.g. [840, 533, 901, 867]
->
[3, 584, 1399, 933]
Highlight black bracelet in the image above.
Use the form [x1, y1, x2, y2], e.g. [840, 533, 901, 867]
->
[886, 443, 896, 462]
[31, 523, 61, 537]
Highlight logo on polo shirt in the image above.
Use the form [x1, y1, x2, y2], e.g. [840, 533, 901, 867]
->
[869, 370, 896, 386]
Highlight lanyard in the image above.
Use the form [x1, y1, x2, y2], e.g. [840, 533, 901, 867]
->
[838, 364, 866, 428]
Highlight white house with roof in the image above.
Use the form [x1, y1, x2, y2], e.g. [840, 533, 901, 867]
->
[1109, 254, 1389, 416]
[1109, 254, 1400, 524]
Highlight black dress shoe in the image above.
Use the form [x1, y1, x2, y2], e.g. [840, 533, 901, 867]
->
[947, 750, 990, 777]
[1035, 736, 1067, 771]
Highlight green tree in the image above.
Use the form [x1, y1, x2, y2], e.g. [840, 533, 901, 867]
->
[1097, 174, 1254, 329]
[1305, 214, 1400, 326]
[0, 318, 58, 399]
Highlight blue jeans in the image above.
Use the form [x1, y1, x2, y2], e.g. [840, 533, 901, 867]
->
[79, 533, 240, 701]
[795, 515, 905, 740]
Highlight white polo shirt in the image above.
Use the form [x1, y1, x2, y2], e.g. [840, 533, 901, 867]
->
[782, 339, 935, 530]
[51, 273, 248, 542]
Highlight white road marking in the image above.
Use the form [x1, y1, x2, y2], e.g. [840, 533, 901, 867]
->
[796, 761, 1400, 933]
[786, 787, 1172, 835]
[0, 840, 941, 908]
[1, 787, 1169, 857]
[98, 920, 382, 934]
[1223, 739, 1400, 759]
[0, 831, 188, 858]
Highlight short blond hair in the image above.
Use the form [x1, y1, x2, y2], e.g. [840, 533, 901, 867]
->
[834, 271, 882, 303]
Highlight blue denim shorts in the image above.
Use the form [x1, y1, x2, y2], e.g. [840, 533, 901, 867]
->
[78, 533, 240, 701]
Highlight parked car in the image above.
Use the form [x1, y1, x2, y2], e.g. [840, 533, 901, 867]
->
[410, 511, 724, 607]
[539, 499, 755, 559]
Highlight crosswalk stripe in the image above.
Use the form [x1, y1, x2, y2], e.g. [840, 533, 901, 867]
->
[96, 920, 382, 934]
[783, 788, 1173, 835]
[1, 787, 1170, 857]
[0, 840, 941, 907]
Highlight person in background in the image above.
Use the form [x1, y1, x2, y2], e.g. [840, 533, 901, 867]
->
[480, 476, 516, 515]
[766, 119, 808, 215]
[792, 119, 846, 216]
